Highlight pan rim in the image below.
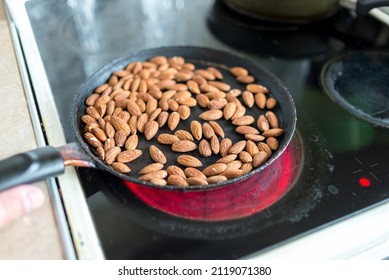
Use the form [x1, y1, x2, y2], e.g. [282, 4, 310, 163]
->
[71, 46, 297, 191]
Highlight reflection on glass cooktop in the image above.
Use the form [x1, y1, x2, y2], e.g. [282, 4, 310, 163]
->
[26, 0, 389, 259]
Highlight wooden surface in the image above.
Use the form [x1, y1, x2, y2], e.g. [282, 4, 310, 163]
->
[0, 0, 64, 259]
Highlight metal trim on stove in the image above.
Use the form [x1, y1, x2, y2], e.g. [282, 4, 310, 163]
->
[4, 0, 104, 260]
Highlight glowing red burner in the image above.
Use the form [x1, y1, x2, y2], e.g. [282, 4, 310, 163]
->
[359, 177, 371, 187]
[123, 140, 301, 221]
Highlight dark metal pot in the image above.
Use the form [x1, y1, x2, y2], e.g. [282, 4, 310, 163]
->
[223, 0, 389, 23]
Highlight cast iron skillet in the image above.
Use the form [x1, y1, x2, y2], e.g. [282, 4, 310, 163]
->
[0, 46, 296, 192]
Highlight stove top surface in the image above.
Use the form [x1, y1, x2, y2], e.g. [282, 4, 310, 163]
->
[24, 0, 389, 259]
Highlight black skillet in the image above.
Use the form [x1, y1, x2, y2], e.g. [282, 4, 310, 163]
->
[0, 46, 296, 192]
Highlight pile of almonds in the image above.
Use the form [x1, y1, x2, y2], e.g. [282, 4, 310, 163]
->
[81, 55, 284, 187]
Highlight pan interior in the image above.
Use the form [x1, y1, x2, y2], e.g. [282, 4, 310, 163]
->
[71, 46, 296, 190]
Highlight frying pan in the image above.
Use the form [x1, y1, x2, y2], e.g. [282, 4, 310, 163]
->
[0, 46, 296, 192]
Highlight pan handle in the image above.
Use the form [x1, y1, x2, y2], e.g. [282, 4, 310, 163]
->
[0, 146, 64, 192]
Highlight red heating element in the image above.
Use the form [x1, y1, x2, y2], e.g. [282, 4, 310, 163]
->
[123, 141, 301, 221]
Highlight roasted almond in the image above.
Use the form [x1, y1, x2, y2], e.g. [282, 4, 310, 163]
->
[257, 115, 270, 132]
[235, 126, 260, 135]
[239, 151, 253, 163]
[105, 146, 121, 165]
[247, 83, 269, 93]
[177, 155, 202, 167]
[190, 120, 202, 140]
[167, 174, 189, 186]
[92, 127, 107, 142]
[230, 66, 248, 77]
[262, 128, 284, 137]
[139, 163, 164, 175]
[216, 154, 237, 164]
[177, 105, 191, 120]
[202, 122, 215, 139]
[236, 75, 255, 84]
[210, 135, 220, 154]
[207, 175, 228, 184]
[96, 146, 105, 161]
[229, 140, 247, 155]
[220, 138, 233, 157]
[184, 167, 207, 179]
[186, 177, 208, 186]
[265, 111, 279, 128]
[258, 142, 273, 157]
[207, 67, 223, 79]
[174, 130, 194, 141]
[111, 162, 131, 173]
[198, 109, 223, 121]
[223, 102, 237, 120]
[144, 120, 159, 140]
[125, 134, 138, 150]
[117, 149, 142, 163]
[266, 97, 277, 109]
[149, 145, 167, 164]
[242, 91, 254, 108]
[157, 133, 180, 145]
[220, 169, 244, 179]
[241, 162, 253, 174]
[114, 130, 127, 147]
[166, 165, 186, 178]
[168, 112, 180, 130]
[245, 140, 260, 157]
[252, 151, 269, 168]
[172, 140, 198, 152]
[84, 132, 103, 148]
[266, 137, 279, 150]
[137, 113, 148, 133]
[139, 170, 168, 181]
[254, 92, 266, 109]
[202, 163, 227, 177]
[149, 178, 167, 186]
[110, 116, 131, 136]
[232, 115, 255, 126]
[199, 139, 212, 157]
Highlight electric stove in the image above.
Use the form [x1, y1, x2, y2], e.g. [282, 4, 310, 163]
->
[5, 0, 389, 259]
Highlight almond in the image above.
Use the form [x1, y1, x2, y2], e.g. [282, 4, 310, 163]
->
[92, 127, 107, 142]
[257, 114, 270, 132]
[129, 115, 137, 134]
[242, 91, 254, 108]
[209, 121, 225, 138]
[202, 163, 227, 177]
[262, 128, 284, 137]
[247, 83, 269, 93]
[265, 111, 279, 128]
[187, 80, 201, 94]
[150, 178, 167, 186]
[149, 145, 167, 164]
[157, 133, 180, 145]
[136, 113, 148, 133]
[190, 120, 202, 140]
[177, 155, 202, 167]
[241, 162, 253, 174]
[246, 140, 260, 157]
[81, 115, 97, 125]
[96, 146, 105, 161]
[220, 169, 244, 179]
[104, 138, 115, 152]
[172, 140, 198, 152]
[254, 92, 266, 109]
[111, 162, 131, 173]
[198, 109, 223, 121]
[167, 175, 189, 186]
[229, 140, 246, 155]
[230, 66, 248, 77]
[208, 81, 231, 92]
[210, 135, 220, 154]
[139, 170, 168, 181]
[196, 94, 210, 108]
[114, 131, 127, 147]
[202, 122, 215, 139]
[236, 75, 255, 84]
[207, 175, 228, 184]
[266, 137, 279, 150]
[232, 115, 255, 126]
[186, 177, 208, 186]
[252, 151, 269, 168]
[177, 105, 191, 120]
[207, 67, 223, 79]
[231, 106, 246, 120]
[199, 139, 212, 157]
[174, 130, 194, 141]
[235, 126, 260, 135]
[226, 160, 243, 170]
[168, 112, 180, 130]
[126, 100, 142, 116]
[105, 146, 121, 165]
[220, 138, 233, 157]
[258, 142, 273, 157]
[217, 154, 237, 164]
[105, 121, 115, 138]
[239, 151, 253, 163]
[223, 102, 237, 120]
[157, 111, 169, 127]
[266, 97, 277, 109]
[166, 165, 186, 178]
[125, 134, 138, 150]
[110, 116, 131, 136]
[117, 149, 142, 163]
[84, 132, 103, 148]
[144, 120, 159, 140]
[184, 169, 207, 182]
[245, 134, 265, 142]
[139, 163, 164, 175]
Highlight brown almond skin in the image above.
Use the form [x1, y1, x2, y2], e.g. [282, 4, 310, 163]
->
[167, 175, 189, 186]
[247, 83, 269, 93]
[239, 151, 253, 163]
[254, 92, 267, 109]
[210, 135, 220, 154]
[84, 132, 103, 148]
[184, 167, 207, 179]
[110, 116, 131, 136]
[114, 130, 127, 147]
[168, 112, 180, 130]
[266, 137, 279, 150]
[174, 130, 194, 141]
[139, 163, 164, 175]
[202, 163, 227, 177]
[232, 115, 255, 126]
[186, 177, 208, 186]
[144, 120, 159, 140]
[177, 155, 202, 167]
[92, 127, 107, 142]
[246, 140, 260, 157]
[229, 140, 247, 155]
[217, 154, 238, 164]
[220, 169, 244, 179]
[157, 133, 180, 145]
[230, 66, 248, 77]
[150, 178, 167, 186]
[207, 175, 228, 184]
[265, 111, 279, 128]
[209, 121, 225, 138]
[149, 145, 167, 164]
[190, 120, 203, 140]
[262, 128, 284, 137]
[166, 165, 187, 178]
[235, 126, 260, 135]
[257, 115, 270, 132]
[198, 110, 223, 121]
[139, 170, 168, 181]
[253, 151, 269, 168]
[220, 138, 233, 157]
[125, 134, 138, 150]
[105, 146, 121, 165]
[223, 102, 237, 120]
[117, 149, 142, 163]
[172, 140, 198, 152]
[199, 139, 212, 157]
[202, 123, 215, 139]
[111, 162, 131, 173]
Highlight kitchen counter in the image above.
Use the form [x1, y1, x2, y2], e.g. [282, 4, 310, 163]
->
[0, 0, 64, 259]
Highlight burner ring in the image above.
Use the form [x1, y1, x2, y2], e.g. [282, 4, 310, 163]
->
[321, 51, 389, 128]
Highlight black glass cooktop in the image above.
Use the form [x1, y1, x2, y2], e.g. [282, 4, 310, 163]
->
[25, 0, 389, 259]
